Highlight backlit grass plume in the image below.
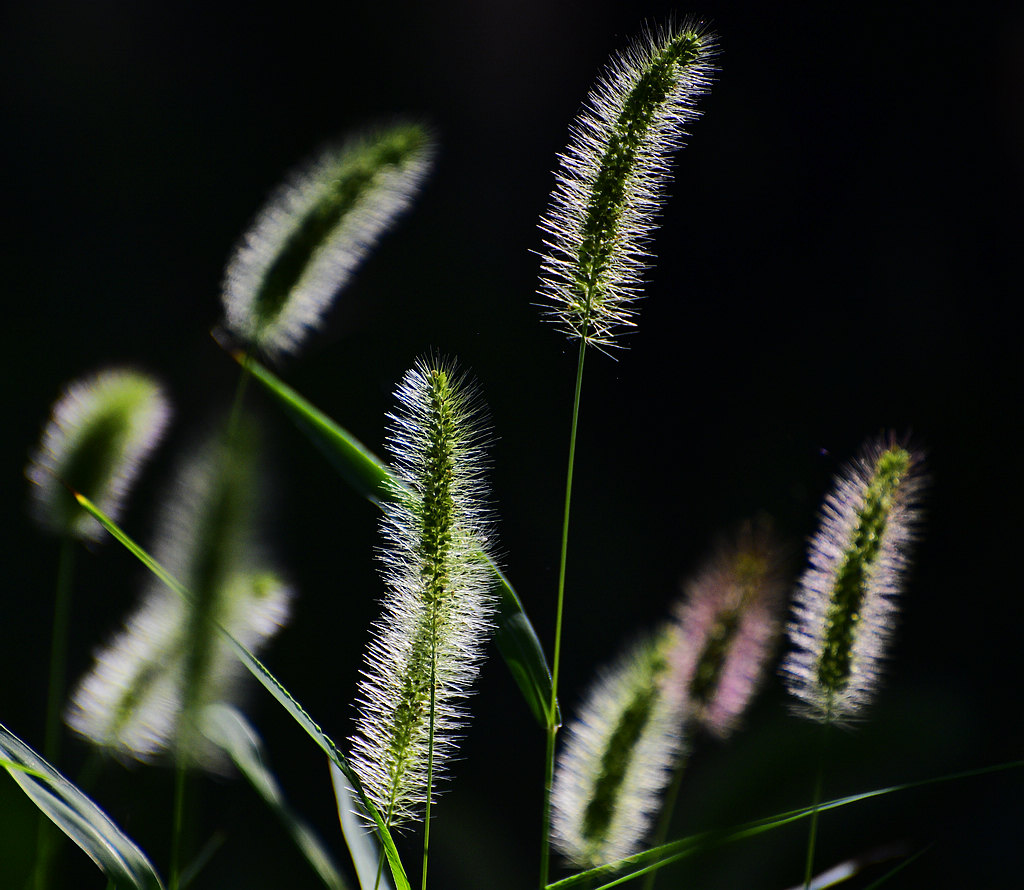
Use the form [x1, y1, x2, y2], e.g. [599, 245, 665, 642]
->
[66, 420, 292, 768]
[26, 368, 171, 542]
[782, 435, 925, 723]
[550, 629, 689, 868]
[676, 522, 787, 738]
[349, 358, 496, 829]
[221, 123, 435, 360]
[538, 22, 716, 349]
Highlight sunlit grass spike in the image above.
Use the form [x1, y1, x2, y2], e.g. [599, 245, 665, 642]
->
[349, 357, 496, 829]
[538, 22, 716, 349]
[782, 434, 926, 723]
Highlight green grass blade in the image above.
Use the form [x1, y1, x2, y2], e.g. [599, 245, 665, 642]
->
[233, 350, 558, 729]
[329, 762, 394, 890]
[545, 760, 1024, 890]
[0, 722, 165, 890]
[73, 492, 411, 890]
[233, 347, 391, 504]
[201, 705, 349, 890]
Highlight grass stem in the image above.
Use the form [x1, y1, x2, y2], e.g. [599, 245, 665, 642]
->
[226, 351, 253, 442]
[422, 647, 437, 890]
[640, 751, 691, 890]
[541, 335, 588, 889]
[169, 757, 188, 890]
[803, 724, 830, 890]
[33, 534, 77, 889]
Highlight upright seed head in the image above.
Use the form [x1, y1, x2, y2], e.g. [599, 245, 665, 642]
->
[221, 123, 435, 360]
[551, 628, 689, 868]
[349, 357, 495, 828]
[538, 21, 716, 350]
[781, 434, 926, 723]
[65, 420, 292, 770]
[26, 368, 171, 543]
[675, 521, 788, 738]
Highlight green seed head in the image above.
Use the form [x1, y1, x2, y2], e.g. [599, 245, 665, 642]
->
[27, 369, 171, 542]
[782, 435, 925, 723]
[539, 22, 716, 349]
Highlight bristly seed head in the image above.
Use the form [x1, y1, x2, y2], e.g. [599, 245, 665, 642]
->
[781, 434, 926, 724]
[675, 521, 788, 738]
[551, 628, 689, 868]
[65, 420, 292, 770]
[349, 356, 495, 828]
[538, 21, 716, 351]
[26, 368, 171, 543]
[221, 123, 435, 361]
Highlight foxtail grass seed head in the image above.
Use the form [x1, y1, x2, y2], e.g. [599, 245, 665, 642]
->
[551, 628, 689, 868]
[66, 421, 292, 770]
[538, 22, 716, 350]
[26, 369, 171, 542]
[781, 435, 925, 723]
[221, 123, 435, 360]
[675, 522, 787, 738]
[349, 357, 496, 828]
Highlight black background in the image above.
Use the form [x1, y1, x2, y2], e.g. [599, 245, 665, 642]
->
[2, 1, 1022, 887]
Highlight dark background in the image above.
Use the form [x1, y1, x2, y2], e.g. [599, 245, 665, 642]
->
[2, 1, 1022, 887]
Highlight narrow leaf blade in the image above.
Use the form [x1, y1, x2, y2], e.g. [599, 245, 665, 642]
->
[0, 722, 164, 890]
[330, 762, 394, 890]
[201, 705, 348, 890]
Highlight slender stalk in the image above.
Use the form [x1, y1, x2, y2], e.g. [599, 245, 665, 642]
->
[803, 724, 830, 890]
[169, 758, 188, 890]
[226, 351, 253, 442]
[541, 335, 588, 889]
[422, 646, 438, 890]
[640, 751, 692, 890]
[34, 534, 77, 889]
[44, 535, 76, 764]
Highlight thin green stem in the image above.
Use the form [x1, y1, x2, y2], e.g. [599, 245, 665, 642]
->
[226, 351, 253, 442]
[541, 335, 588, 889]
[803, 723, 830, 890]
[169, 758, 188, 890]
[34, 534, 77, 890]
[422, 644, 437, 890]
[44, 535, 75, 764]
[640, 750, 691, 890]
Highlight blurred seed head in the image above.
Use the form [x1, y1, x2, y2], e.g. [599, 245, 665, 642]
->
[66, 420, 292, 770]
[675, 520, 788, 738]
[551, 627, 689, 868]
[221, 123, 435, 361]
[26, 368, 171, 542]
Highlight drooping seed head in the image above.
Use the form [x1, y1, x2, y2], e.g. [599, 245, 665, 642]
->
[26, 369, 171, 542]
[781, 434, 926, 723]
[349, 357, 495, 828]
[538, 22, 716, 350]
[65, 421, 292, 770]
[221, 123, 435, 360]
[675, 521, 788, 738]
[551, 627, 689, 868]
